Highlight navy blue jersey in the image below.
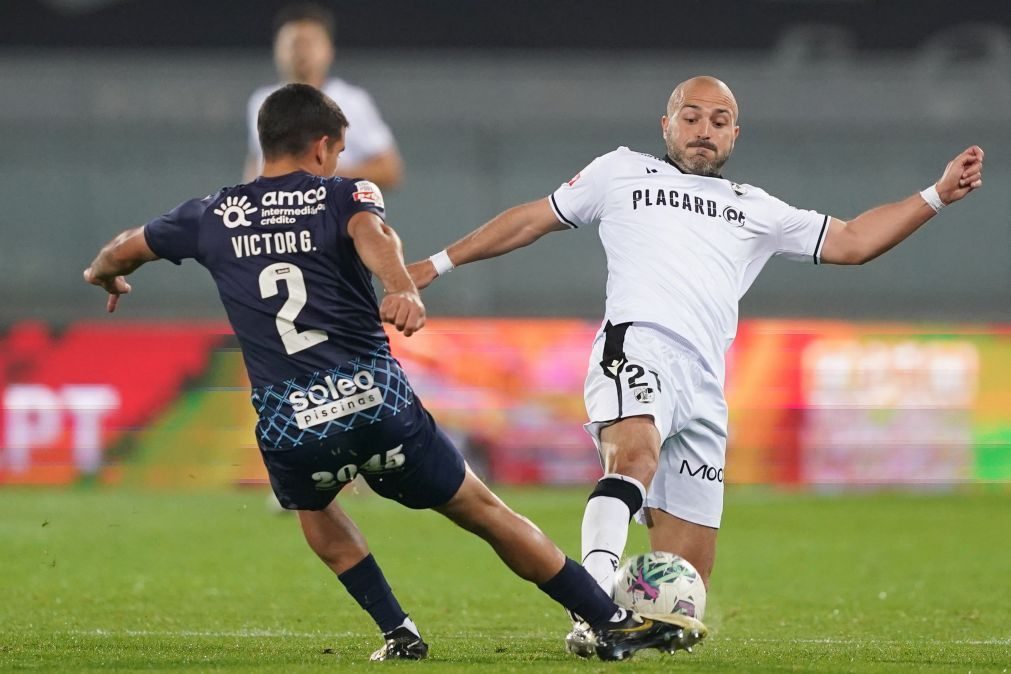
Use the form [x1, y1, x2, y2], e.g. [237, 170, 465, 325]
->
[144, 172, 415, 448]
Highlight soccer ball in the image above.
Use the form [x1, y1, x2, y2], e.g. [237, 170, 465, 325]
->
[613, 552, 707, 620]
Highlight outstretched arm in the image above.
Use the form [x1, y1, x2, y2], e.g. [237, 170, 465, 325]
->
[347, 211, 426, 337]
[83, 227, 160, 312]
[820, 146, 984, 265]
[408, 198, 568, 289]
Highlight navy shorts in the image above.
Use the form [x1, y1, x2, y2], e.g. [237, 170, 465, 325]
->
[258, 399, 467, 511]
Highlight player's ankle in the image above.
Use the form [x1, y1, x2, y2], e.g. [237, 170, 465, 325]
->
[607, 607, 630, 624]
[389, 616, 421, 638]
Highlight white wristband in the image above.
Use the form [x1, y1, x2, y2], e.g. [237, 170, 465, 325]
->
[429, 250, 455, 276]
[919, 185, 945, 214]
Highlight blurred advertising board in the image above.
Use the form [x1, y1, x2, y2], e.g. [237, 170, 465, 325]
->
[1, 319, 1008, 487]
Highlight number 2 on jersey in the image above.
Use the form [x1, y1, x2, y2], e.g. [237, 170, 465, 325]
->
[258, 263, 328, 355]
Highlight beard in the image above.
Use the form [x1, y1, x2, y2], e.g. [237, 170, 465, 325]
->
[667, 141, 732, 178]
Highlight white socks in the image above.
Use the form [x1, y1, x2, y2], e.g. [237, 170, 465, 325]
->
[580, 473, 647, 596]
[581, 499, 628, 595]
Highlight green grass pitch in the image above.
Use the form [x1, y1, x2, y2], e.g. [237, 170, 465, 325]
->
[2, 486, 1009, 672]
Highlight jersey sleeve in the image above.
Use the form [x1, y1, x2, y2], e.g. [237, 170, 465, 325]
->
[334, 178, 387, 222]
[771, 197, 830, 264]
[143, 197, 209, 265]
[549, 154, 613, 228]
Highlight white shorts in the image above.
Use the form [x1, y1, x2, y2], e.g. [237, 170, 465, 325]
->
[583, 322, 729, 528]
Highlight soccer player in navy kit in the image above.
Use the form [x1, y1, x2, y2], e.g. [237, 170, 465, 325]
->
[82, 84, 704, 662]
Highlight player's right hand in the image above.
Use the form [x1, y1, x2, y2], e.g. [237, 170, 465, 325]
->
[82, 268, 132, 313]
[380, 289, 426, 337]
[936, 145, 984, 205]
[407, 260, 438, 290]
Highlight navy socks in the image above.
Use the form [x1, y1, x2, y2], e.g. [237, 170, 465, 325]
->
[538, 557, 621, 629]
[337, 554, 408, 634]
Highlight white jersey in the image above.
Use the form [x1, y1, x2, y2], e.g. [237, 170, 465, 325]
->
[550, 146, 828, 385]
[247, 78, 396, 168]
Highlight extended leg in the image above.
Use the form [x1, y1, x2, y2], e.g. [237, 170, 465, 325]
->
[435, 467, 622, 627]
[433, 466, 702, 660]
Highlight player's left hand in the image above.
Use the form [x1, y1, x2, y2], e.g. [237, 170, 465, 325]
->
[380, 289, 426, 337]
[936, 145, 984, 205]
[82, 267, 132, 313]
[407, 260, 438, 290]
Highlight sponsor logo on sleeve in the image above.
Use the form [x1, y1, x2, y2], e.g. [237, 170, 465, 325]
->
[566, 172, 582, 186]
[352, 181, 385, 209]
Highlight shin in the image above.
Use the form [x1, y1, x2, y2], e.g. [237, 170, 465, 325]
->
[581, 417, 660, 593]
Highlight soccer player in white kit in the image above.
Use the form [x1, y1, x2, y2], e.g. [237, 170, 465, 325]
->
[408, 76, 984, 652]
[243, 3, 403, 188]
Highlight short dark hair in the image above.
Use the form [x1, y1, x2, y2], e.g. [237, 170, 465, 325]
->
[273, 3, 336, 42]
[258, 83, 348, 159]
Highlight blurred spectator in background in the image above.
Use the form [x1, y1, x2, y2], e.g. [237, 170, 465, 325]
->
[243, 3, 403, 188]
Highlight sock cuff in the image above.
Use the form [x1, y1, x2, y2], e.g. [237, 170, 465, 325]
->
[337, 554, 394, 602]
[601, 473, 647, 499]
[589, 473, 646, 518]
[389, 615, 420, 638]
[337, 553, 380, 587]
[537, 557, 578, 593]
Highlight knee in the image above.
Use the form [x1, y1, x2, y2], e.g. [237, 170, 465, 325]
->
[608, 444, 658, 483]
[443, 490, 498, 536]
[467, 498, 518, 540]
[468, 499, 544, 548]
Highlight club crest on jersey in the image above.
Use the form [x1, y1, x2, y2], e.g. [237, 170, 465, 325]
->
[352, 181, 384, 208]
[214, 195, 257, 228]
[635, 387, 656, 404]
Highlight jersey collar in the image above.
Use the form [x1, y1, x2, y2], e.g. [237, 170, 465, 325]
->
[663, 153, 724, 180]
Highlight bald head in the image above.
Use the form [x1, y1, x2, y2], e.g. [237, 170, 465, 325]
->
[667, 76, 739, 123]
[661, 75, 741, 177]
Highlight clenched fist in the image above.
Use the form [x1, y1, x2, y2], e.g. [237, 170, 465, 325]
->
[936, 145, 984, 205]
[380, 289, 426, 337]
